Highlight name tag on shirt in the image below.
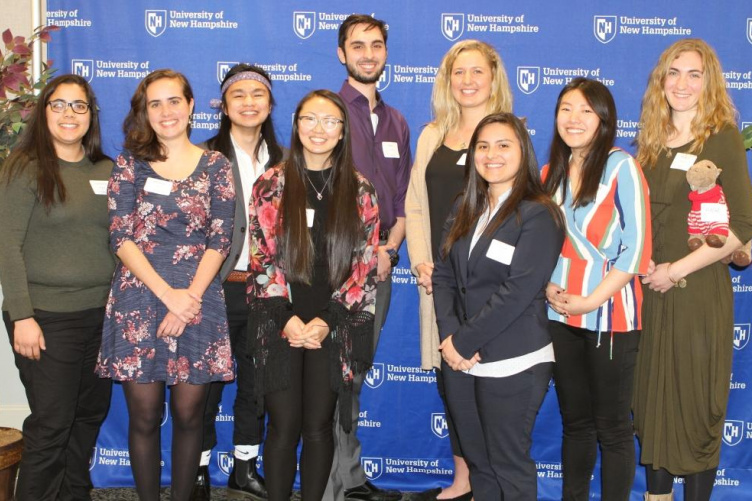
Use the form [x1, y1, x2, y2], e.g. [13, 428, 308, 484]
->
[669, 152, 697, 171]
[144, 177, 173, 196]
[382, 141, 400, 158]
[457, 153, 467, 166]
[306, 208, 315, 227]
[700, 203, 729, 223]
[89, 180, 108, 195]
[486, 239, 515, 265]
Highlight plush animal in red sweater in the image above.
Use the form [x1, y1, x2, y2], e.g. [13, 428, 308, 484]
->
[686, 160, 728, 250]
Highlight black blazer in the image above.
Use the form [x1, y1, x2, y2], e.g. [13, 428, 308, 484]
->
[432, 199, 564, 364]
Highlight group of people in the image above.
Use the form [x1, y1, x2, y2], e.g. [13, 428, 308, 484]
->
[0, 11, 750, 501]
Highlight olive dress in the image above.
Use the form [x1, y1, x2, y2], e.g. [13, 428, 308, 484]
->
[632, 126, 752, 474]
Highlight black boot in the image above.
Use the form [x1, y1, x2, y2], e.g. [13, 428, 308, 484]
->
[227, 457, 268, 500]
[189, 465, 211, 501]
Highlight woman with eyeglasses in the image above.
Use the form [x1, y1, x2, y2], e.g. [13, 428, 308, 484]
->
[96, 69, 235, 501]
[247, 89, 379, 500]
[0, 74, 114, 501]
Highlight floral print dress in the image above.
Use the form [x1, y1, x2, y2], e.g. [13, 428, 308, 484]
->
[97, 150, 235, 385]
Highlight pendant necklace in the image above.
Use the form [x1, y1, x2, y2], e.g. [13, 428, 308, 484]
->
[305, 167, 333, 200]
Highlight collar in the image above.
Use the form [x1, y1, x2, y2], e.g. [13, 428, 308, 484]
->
[339, 80, 384, 111]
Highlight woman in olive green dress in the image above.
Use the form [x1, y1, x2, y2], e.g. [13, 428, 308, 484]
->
[633, 38, 752, 501]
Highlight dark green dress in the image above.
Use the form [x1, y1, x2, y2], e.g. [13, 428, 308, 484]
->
[633, 126, 752, 474]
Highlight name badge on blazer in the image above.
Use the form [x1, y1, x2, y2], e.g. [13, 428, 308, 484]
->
[306, 208, 315, 227]
[486, 239, 515, 265]
[382, 141, 400, 158]
[89, 180, 108, 195]
[669, 153, 697, 171]
[144, 177, 173, 196]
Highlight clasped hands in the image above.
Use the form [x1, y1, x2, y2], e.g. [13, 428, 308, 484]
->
[641, 260, 676, 293]
[545, 283, 597, 317]
[284, 315, 330, 349]
[157, 288, 202, 338]
[439, 335, 480, 371]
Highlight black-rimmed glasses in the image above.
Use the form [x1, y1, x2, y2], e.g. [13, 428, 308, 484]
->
[47, 100, 91, 114]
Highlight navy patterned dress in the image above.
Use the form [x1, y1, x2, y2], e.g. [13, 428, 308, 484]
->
[97, 150, 235, 385]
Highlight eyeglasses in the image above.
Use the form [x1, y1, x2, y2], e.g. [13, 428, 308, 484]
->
[298, 115, 344, 132]
[47, 100, 91, 114]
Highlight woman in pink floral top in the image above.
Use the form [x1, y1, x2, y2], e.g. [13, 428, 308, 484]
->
[97, 70, 235, 501]
[247, 90, 379, 500]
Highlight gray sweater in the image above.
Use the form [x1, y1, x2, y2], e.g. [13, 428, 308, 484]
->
[0, 157, 116, 320]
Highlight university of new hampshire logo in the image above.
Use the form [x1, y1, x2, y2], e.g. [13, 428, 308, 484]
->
[365, 363, 384, 389]
[362, 457, 383, 480]
[747, 19, 752, 45]
[734, 323, 750, 351]
[71, 59, 94, 83]
[593, 16, 617, 44]
[293, 11, 316, 39]
[89, 447, 98, 471]
[376, 64, 391, 92]
[723, 420, 744, 446]
[431, 412, 449, 439]
[516, 66, 540, 95]
[218, 452, 234, 475]
[441, 14, 464, 42]
[145, 10, 167, 38]
[217, 62, 239, 84]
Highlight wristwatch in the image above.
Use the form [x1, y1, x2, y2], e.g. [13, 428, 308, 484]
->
[386, 248, 400, 267]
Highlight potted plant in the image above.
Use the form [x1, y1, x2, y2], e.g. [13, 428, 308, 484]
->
[0, 25, 57, 164]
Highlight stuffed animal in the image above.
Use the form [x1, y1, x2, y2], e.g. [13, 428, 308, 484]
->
[722, 239, 752, 267]
[686, 159, 728, 250]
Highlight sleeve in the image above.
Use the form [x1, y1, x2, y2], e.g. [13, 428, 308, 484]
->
[451, 206, 565, 358]
[107, 152, 138, 254]
[207, 152, 236, 257]
[716, 128, 752, 243]
[431, 201, 462, 341]
[611, 152, 652, 275]
[405, 126, 437, 274]
[0, 167, 37, 320]
[393, 116, 412, 219]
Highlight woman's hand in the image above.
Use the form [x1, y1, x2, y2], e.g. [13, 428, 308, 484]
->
[297, 318, 330, 350]
[416, 263, 434, 294]
[439, 335, 478, 371]
[157, 313, 187, 338]
[642, 262, 675, 293]
[13, 318, 46, 360]
[283, 315, 306, 347]
[546, 282, 568, 315]
[556, 293, 598, 317]
[160, 288, 202, 323]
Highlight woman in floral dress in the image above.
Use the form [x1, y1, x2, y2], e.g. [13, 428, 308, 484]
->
[97, 69, 235, 501]
[247, 89, 379, 500]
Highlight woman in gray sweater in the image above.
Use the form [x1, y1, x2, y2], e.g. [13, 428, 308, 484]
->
[0, 74, 115, 501]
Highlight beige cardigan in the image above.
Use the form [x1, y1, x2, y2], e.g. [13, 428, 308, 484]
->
[405, 124, 445, 369]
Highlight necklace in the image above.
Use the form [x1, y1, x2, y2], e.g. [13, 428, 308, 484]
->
[304, 167, 333, 200]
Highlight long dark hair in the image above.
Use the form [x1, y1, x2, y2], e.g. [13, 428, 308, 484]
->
[1, 74, 107, 208]
[443, 112, 562, 257]
[279, 89, 361, 287]
[123, 69, 193, 162]
[543, 78, 617, 207]
[206, 64, 283, 167]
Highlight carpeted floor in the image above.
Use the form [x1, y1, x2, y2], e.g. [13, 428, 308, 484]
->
[90, 488, 420, 500]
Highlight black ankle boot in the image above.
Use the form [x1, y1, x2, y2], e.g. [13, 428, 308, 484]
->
[227, 457, 268, 500]
[189, 465, 211, 501]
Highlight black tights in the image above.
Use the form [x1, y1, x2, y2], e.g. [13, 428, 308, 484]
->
[646, 465, 716, 501]
[263, 346, 338, 501]
[123, 381, 209, 501]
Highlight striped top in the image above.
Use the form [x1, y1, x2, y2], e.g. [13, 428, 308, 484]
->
[544, 148, 652, 332]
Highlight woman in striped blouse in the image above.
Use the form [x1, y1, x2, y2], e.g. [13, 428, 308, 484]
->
[543, 78, 652, 501]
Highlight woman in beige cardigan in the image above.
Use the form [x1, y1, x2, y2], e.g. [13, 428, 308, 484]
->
[405, 39, 513, 500]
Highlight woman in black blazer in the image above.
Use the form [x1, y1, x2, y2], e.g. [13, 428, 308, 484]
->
[433, 112, 564, 500]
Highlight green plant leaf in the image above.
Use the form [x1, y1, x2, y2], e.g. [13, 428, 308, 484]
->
[742, 125, 752, 150]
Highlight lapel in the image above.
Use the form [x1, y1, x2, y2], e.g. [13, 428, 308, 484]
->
[467, 214, 514, 276]
[454, 233, 471, 287]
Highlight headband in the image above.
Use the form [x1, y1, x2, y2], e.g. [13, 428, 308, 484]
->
[209, 71, 273, 109]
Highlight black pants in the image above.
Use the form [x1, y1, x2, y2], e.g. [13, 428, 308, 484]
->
[550, 321, 640, 501]
[202, 281, 264, 450]
[435, 368, 463, 457]
[443, 360, 552, 501]
[264, 344, 338, 501]
[4, 308, 112, 501]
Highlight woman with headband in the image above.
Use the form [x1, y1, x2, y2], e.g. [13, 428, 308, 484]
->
[191, 63, 286, 501]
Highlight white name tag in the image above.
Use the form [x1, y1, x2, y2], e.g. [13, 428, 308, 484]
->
[144, 177, 173, 196]
[486, 239, 515, 265]
[382, 141, 400, 158]
[306, 208, 315, 228]
[457, 153, 467, 166]
[700, 203, 729, 223]
[669, 152, 697, 171]
[89, 180, 108, 195]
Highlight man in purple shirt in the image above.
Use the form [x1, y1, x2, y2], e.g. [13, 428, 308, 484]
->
[325, 14, 411, 501]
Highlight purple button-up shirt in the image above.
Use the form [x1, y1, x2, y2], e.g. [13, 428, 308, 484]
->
[339, 80, 411, 231]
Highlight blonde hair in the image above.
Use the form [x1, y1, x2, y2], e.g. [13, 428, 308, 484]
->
[636, 38, 737, 167]
[431, 40, 513, 142]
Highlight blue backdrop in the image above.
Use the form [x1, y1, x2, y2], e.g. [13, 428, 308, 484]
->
[46, 1, 752, 498]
